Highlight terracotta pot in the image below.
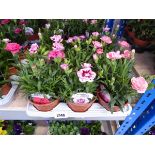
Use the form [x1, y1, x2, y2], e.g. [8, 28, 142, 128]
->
[67, 99, 96, 112]
[97, 91, 128, 112]
[30, 98, 60, 112]
[1, 83, 11, 95]
[9, 67, 18, 75]
[125, 26, 135, 39]
[133, 37, 150, 47]
[28, 34, 39, 41]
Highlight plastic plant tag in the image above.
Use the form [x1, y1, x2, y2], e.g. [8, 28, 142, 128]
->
[72, 93, 94, 100]
[71, 93, 94, 104]
[10, 75, 19, 81]
[21, 59, 28, 65]
[31, 93, 51, 99]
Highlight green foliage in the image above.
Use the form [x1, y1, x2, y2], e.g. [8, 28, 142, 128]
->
[0, 120, 36, 135]
[49, 121, 101, 135]
[0, 19, 27, 44]
[127, 19, 155, 40]
[18, 47, 64, 98]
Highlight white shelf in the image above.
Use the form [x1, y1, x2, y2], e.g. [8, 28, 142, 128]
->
[26, 102, 132, 120]
[0, 90, 132, 120]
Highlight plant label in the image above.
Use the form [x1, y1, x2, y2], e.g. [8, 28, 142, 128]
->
[54, 112, 68, 119]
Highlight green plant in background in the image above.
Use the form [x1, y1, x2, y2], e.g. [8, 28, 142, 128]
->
[127, 19, 155, 41]
[63, 19, 87, 36]
[49, 121, 102, 135]
[0, 120, 7, 135]
[0, 120, 36, 135]
[85, 19, 105, 34]
[40, 19, 106, 47]
[0, 19, 28, 44]
[40, 19, 65, 47]
[49, 121, 79, 135]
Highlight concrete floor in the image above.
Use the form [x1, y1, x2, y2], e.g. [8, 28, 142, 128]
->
[35, 51, 155, 135]
[135, 52, 155, 75]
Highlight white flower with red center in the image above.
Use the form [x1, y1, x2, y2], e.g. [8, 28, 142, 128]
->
[77, 67, 96, 83]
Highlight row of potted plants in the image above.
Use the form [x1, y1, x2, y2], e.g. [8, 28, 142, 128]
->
[1, 19, 153, 113]
[4, 24, 152, 113]
[0, 19, 50, 100]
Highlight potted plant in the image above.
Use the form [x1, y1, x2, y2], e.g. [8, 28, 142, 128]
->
[94, 39, 149, 112]
[60, 31, 118, 112]
[125, 20, 155, 47]
[59, 62, 97, 112]
[18, 40, 64, 112]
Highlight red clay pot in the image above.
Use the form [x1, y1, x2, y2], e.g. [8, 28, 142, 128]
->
[97, 91, 128, 112]
[1, 83, 11, 95]
[30, 98, 60, 112]
[133, 37, 150, 47]
[125, 26, 135, 39]
[67, 98, 96, 112]
[8, 67, 18, 75]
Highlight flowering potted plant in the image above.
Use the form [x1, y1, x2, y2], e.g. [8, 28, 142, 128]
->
[56, 31, 119, 112]
[18, 37, 65, 111]
[60, 65, 97, 112]
[94, 39, 149, 112]
[55, 32, 107, 112]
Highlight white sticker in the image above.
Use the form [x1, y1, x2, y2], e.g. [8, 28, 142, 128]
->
[54, 112, 68, 119]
